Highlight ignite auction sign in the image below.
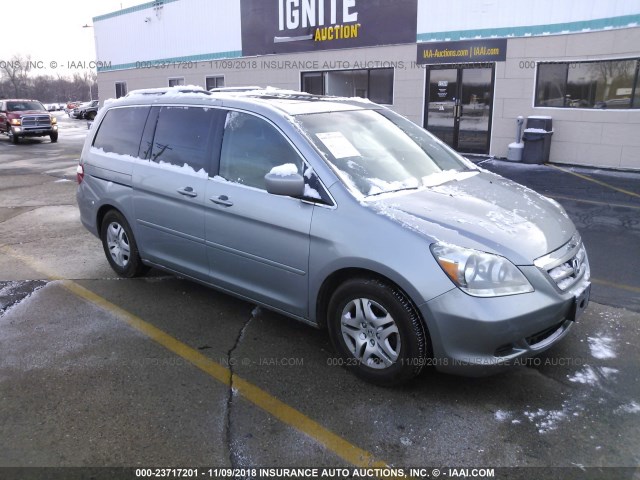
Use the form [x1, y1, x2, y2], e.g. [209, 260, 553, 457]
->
[241, 0, 417, 56]
[417, 38, 508, 64]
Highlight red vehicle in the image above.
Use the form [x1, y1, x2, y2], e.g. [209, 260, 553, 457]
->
[0, 99, 58, 144]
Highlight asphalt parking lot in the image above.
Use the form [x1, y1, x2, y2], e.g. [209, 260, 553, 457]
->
[0, 113, 639, 479]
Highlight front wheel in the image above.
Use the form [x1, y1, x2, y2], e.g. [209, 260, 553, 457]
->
[8, 128, 19, 144]
[100, 210, 149, 278]
[327, 277, 428, 386]
[50, 132, 58, 143]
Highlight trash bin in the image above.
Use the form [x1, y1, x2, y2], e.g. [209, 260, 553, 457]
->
[522, 116, 553, 164]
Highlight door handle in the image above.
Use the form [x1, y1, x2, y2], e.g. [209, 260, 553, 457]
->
[210, 195, 233, 207]
[177, 186, 197, 198]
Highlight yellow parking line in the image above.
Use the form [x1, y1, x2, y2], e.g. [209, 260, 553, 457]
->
[548, 194, 640, 210]
[0, 245, 388, 469]
[548, 164, 640, 199]
[592, 278, 640, 294]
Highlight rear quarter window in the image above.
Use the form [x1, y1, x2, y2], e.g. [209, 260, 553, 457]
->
[93, 106, 151, 158]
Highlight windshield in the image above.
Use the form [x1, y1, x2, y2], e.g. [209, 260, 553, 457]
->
[7, 101, 46, 111]
[295, 108, 470, 197]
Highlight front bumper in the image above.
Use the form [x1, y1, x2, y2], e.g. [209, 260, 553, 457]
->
[12, 125, 57, 137]
[420, 264, 590, 376]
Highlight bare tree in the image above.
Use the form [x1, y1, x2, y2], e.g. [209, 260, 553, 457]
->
[0, 61, 100, 102]
[589, 60, 635, 100]
[0, 54, 32, 97]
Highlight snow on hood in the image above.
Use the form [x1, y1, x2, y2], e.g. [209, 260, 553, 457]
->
[365, 171, 575, 265]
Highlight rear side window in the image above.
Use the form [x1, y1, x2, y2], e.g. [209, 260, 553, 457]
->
[93, 106, 150, 158]
[150, 106, 218, 175]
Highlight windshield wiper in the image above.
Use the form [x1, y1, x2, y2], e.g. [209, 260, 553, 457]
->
[367, 186, 419, 197]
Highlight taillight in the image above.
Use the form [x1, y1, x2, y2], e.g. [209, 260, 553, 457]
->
[76, 163, 84, 184]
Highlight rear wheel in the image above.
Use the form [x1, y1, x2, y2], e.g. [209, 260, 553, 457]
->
[100, 210, 149, 278]
[327, 277, 428, 386]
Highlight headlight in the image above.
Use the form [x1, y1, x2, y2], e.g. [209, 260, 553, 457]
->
[51, 117, 57, 125]
[431, 243, 534, 297]
[10, 118, 21, 126]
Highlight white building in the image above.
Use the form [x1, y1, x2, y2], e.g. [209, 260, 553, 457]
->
[93, 0, 640, 169]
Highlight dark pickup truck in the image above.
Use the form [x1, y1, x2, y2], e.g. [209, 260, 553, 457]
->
[0, 99, 58, 144]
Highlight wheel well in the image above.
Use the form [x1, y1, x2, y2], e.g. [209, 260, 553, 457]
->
[315, 267, 423, 330]
[96, 205, 119, 237]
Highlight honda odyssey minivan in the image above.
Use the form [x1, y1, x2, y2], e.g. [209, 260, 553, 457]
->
[77, 87, 590, 385]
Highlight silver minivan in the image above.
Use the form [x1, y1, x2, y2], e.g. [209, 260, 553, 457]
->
[76, 87, 590, 385]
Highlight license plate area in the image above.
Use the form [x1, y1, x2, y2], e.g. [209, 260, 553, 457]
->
[569, 284, 590, 322]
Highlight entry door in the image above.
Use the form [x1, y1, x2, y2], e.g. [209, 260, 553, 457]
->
[133, 106, 222, 281]
[205, 110, 313, 318]
[424, 64, 495, 154]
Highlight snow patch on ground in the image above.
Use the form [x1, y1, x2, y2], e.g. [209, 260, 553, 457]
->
[587, 336, 616, 359]
[400, 437, 413, 446]
[615, 401, 640, 414]
[568, 366, 599, 385]
[524, 407, 569, 434]
[0, 280, 48, 317]
[494, 410, 511, 422]
[599, 367, 619, 379]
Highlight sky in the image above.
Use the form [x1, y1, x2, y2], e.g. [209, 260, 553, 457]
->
[1, 0, 142, 76]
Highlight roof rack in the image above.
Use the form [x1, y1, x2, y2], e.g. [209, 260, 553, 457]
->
[126, 86, 211, 97]
[209, 86, 262, 93]
[209, 86, 324, 101]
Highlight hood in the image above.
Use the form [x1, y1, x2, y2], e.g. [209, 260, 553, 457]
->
[367, 170, 575, 265]
[11, 110, 48, 116]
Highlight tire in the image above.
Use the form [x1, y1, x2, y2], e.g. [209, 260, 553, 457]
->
[8, 128, 19, 144]
[86, 111, 96, 121]
[100, 210, 149, 278]
[50, 132, 58, 143]
[327, 277, 428, 386]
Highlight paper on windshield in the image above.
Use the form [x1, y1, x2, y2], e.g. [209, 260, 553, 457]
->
[316, 132, 361, 159]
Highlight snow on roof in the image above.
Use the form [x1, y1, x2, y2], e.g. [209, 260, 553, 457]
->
[109, 85, 377, 116]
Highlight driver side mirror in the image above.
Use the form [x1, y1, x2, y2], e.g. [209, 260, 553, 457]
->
[265, 172, 305, 198]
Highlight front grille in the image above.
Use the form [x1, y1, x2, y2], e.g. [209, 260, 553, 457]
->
[21, 115, 51, 129]
[534, 233, 590, 291]
[547, 244, 588, 290]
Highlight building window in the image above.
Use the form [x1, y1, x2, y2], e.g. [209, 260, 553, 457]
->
[115, 82, 127, 98]
[301, 68, 394, 104]
[205, 76, 225, 90]
[301, 72, 323, 95]
[168, 77, 185, 87]
[535, 59, 640, 109]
